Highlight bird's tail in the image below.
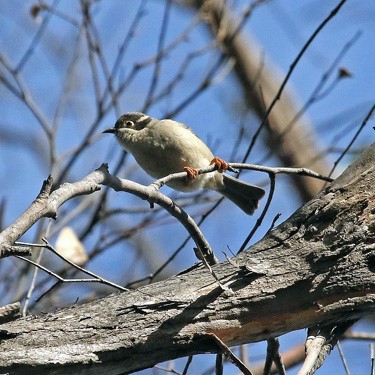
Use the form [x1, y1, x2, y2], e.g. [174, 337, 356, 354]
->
[219, 174, 265, 215]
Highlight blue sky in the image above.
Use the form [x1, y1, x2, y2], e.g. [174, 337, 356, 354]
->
[0, 1, 374, 374]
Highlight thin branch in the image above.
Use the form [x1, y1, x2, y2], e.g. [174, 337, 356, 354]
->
[344, 331, 375, 341]
[81, 0, 102, 111]
[101, 0, 148, 109]
[251, 342, 306, 375]
[328, 103, 375, 178]
[229, 163, 334, 182]
[16, 0, 59, 73]
[37, 2, 80, 27]
[207, 333, 253, 375]
[215, 353, 223, 375]
[148, 160, 332, 264]
[264, 338, 286, 375]
[0, 53, 52, 138]
[16, 251, 127, 293]
[24, 239, 128, 294]
[22, 246, 46, 316]
[0, 165, 218, 268]
[182, 355, 193, 375]
[165, 54, 226, 118]
[101, 165, 218, 266]
[241, 0, 348, 164]
[150, 42, 216, 106]
[258, 30, 362, 165]
[337, 341, 351, 375]
[238, 172, 275, 253]
[143, 0, 172, 111]
[193, 246, 227, 291]
[266, 213, 281, 235]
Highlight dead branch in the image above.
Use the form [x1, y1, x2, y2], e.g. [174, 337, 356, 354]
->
[0, 144, 373, 374]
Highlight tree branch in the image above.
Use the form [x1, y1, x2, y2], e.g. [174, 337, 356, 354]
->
[0, 144, 373, 374]
[184, 0, 346, 200]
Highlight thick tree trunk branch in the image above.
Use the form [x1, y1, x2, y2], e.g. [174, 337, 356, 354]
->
[0, 144, 374, 374]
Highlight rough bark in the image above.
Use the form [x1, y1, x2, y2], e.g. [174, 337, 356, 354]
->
[0, 144, 374, 374]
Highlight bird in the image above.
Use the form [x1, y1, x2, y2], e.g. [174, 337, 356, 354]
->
[103, 112, 265, 215]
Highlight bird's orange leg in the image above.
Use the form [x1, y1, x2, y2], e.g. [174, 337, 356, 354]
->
[184, 157, 229, 181]
[210, 157, 229, 171]
[184, 166, 198, 180]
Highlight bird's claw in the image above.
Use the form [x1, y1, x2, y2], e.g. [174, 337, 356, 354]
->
[210, 157, 228, 171]
[184, 157, 233, 180]
[184, 166, 198, 180]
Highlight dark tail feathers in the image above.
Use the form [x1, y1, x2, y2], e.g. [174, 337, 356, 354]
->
[219, 174, 265, 215]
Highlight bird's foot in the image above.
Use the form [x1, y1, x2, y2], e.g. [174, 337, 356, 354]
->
[210, 157, 228, 171]
[184, 166, 198, 180]
[211, 157, 238, 173]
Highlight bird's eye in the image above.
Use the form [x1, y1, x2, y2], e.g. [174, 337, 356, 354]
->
[125, 120, 134, 128]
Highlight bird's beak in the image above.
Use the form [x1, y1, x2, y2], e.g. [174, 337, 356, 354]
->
[102, 128, 116, 134]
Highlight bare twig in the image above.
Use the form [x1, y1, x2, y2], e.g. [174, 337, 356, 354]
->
[22, 246, 45, 316]
[101, 165, 218, 266]
[143, 0, 172, 110]
[146, 160, 332, 258]
[258, 30, 362, 165]
[193, 246, 228, 291]
[242, 0, 348, 164]
[16, 0, 59, 73]
[328, 103, 375, 178]
[0, 53, 52, 138]
[0, 165, 218, 266]
[266, 213, 281, 235]
[16, 254, 127, 292]
[238, 172, 275, 253]
[264, 338, 286, 375]
[182, 355, 193, 375]
[0, 174, 98, 249]
[36, 2, 80, 27]
[251, 342, 306, 375]
[229, 163, 333, 182]
[150, 163, 217, 190]
[215, 353, 223, 375]
[165, 54, 226, 118]
[102, 0, 147, 107]
[344, 331, 375, 341]
[207, 333, 253, 375]
[25, 238, 127, 292]
[337, 341, 351, 375]
[152, 162, 333, 189]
